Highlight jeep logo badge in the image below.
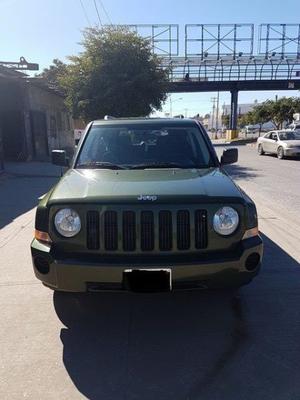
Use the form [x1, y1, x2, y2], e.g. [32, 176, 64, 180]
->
[137, 195, 158, 201]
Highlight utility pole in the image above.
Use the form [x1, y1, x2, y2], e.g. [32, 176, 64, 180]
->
[184, 108, 188, 118]
[211, 97, 217, 136]
[169, 96, 183, 117]
[216, 91, 220, 132]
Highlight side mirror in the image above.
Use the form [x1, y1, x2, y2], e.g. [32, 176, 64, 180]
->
[221, 148, 238, 165]
[52, 150, 69, 167]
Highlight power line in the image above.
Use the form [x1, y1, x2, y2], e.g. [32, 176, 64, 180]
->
[97, 0, 113, 25]
[93, 0, 102, 26]
[79, 0, 91, 27]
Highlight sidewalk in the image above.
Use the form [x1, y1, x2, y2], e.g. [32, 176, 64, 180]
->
[1, 161, 62, 178]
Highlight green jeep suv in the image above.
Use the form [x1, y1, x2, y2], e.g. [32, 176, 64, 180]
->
[31, 118, 263, 292]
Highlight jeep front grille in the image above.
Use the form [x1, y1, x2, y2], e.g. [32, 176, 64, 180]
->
[159, 210, 172, 251]
[177, 210, 190, 250]
[86, 208, 207, 252]
[141, 211, 155, 251]
[86, 211, 100, 250]
[123, 211, 136, 251]
[104, 211, 118, 251]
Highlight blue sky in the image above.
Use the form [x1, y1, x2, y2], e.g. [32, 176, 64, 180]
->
[1, 0, 299, 116]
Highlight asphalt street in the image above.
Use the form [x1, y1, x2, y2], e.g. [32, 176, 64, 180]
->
[0, 146, 299, 400]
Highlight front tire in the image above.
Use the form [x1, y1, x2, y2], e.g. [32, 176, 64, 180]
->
[277, 146, 284, 159]
[258, 144, 265, 155]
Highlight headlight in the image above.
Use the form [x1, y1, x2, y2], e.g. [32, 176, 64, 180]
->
[213, 207, 239, 236]
[54, 208, 81, 237]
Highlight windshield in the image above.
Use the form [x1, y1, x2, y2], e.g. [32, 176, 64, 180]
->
[76, 124, 215, 169]
[278, 132, 300, 140]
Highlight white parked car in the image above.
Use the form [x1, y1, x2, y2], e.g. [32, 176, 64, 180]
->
[257, 130, 300, 159]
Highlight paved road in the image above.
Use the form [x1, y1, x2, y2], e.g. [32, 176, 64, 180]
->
[0, 149, 299, 400]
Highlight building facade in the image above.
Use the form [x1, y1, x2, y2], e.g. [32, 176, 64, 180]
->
[0, 66, 74, 164]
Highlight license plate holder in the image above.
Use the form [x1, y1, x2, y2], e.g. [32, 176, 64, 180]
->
[123, 268, 172, 292]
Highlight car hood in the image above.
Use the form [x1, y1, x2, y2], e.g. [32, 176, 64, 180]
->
[49, 168, 244, 204]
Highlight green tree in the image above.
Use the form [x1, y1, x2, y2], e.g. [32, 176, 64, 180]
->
[238, 111, 256, 128]
[267, 97, 300, 129]
[240, 97, 300, 133]
[58, 26, 169, 121]
[36, 59, 67, 92]
[221, 114, 230, 128]
[251, 104, 272, 133]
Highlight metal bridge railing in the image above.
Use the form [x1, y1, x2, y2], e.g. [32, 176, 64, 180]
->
[160, 56, 300, 82]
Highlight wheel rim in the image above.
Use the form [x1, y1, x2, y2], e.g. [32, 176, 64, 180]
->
[258, 145, 263, 154]
[278, 148, 283, 158]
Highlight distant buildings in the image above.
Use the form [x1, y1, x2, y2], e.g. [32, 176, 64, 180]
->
[221, 100, 259, 117]
[201, 100, 274, 131]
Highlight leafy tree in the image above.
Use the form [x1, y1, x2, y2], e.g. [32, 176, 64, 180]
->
[221, 114, 230, 128]
[58, 26, 169, 120]
[267, 97, 300, 129]
[36, 59, 67, 92]
[251, 104, 272, 133]
[240, 97, 300, 132]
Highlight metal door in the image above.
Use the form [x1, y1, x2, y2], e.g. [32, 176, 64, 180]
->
[0, 110, 26, 160]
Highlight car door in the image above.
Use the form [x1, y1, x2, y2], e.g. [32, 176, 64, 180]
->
[269, 132, 279, 154]
[261, 132, 274, 152]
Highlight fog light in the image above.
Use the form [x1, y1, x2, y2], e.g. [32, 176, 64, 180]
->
[34, 256, 50, 274]
[245, 253, 260, 271]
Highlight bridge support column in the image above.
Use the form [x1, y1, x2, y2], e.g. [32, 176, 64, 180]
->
[227, 89, 239, 140]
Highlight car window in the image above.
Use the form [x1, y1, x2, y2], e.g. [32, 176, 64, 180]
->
[278, 132, 297, 140]
[270, 132, 278, 140]
[76, 124, 215, 169]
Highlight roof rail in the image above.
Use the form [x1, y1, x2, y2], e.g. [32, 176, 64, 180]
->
[104, 115, 117, 120]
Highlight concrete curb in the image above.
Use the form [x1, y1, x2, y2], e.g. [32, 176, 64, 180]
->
[212, 138, 257, 146]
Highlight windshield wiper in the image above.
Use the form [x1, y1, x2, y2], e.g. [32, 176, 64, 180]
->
[130, 162, 208, 169]
[76, 161, 125, 170]
[129, 162, 184, 169]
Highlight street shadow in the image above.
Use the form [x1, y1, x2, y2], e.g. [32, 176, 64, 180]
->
[54, 233, 300, 400]
[0, 175, 58, 229]
[222, 164, 260, 180]
[262, 153, 300, 161]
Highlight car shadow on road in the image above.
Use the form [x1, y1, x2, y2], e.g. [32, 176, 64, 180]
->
[53, 233, 300, 400]
[0, 175, 58, 229]
[223, 164, 260, 181]
[261, 153, 300, 161]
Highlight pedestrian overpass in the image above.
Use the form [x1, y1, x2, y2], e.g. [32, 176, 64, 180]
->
[126, 23, 300, 135]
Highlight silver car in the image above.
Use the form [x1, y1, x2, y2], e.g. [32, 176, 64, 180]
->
[257, 130, 300, 159]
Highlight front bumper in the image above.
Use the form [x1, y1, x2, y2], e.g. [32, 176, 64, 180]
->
[31, 236, 263, 292]
[284, 148, 300, 157]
